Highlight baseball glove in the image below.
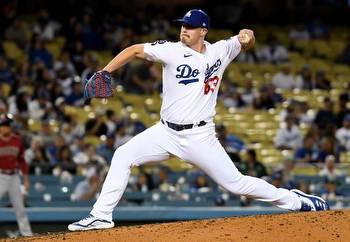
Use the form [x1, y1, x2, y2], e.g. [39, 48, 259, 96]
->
[83, 70, 113, 101]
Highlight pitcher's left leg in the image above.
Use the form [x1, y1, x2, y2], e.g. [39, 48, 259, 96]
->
[184, 136, 301, 210]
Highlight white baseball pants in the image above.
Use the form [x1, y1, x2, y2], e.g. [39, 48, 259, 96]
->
[91, 122, 301, 221]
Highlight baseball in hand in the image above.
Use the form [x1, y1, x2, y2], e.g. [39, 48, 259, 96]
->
[241, 33, 250, 44]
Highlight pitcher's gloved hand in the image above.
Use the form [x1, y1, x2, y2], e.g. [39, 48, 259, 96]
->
[83, 70, 113, 103]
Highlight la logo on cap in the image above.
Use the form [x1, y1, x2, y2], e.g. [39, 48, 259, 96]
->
[185, 11, 192, 17]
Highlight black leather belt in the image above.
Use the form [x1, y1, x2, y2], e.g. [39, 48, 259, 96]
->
[161, 119, 207, 131]
[0, 169, 17, 175]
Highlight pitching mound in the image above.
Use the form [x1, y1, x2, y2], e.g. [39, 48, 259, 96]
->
[6, 210, 350, 241]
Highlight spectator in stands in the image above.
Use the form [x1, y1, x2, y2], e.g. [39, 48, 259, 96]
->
[307, 18, 329, 39]
[271, 170, 283, 188]
[32, 9, 60, 42]
[240, 77, 256, 107]
[295, 64, 315, 90]
[154, 167, 171, 192]
[239, 149, 267, 178]
[37, 120, 56, 146]
[289, 25, 310, 41]
[114, 123, 134, 148]
[335, 114, 350, 152]
[265, 83, 283, 104]
[0, 55, 15, 86]
[253, 84, 283, 110]
[47, 135, 67, 166]
[0, 90, 8, 115]
[275, 115, 302, 150]
[54, 50, 77, 77]
[150, 13, 170, 38]
[53, 97, 68, 122]
[84, 113, 108, 137]
[28, 89, 53, 120]
[48, 80, 65, 105]
[316, 137, 339, 163]
[81, 54, 100, 81]
[279, 101, 298, 124]
[271, 63, 295, 90]
[59, 117, 81, 145]
[297, 181, 311, 194]
[133, 171, 155, 192]
[65, 81, 84, 106]
[216, 123, 245, 162]
[336, 38, 350, 65]
[319, 155, 344, 179]
[57, 145, 76, 174]
[97, 134, 115, 165]
[320, 176, 343, 202]
[73, 167, 102, 201]
[69, 40, 87, 75]
[25, 136, 51, 174]
[191, 173, 211, 193]
[257, 34, 289, 64]
[8, 90, 31, 118]
[125, 60, 160, 94]
[15, 60, 31, 87]
[73, 143, 106, 167]
[57, 66, 74, 97]
[295, 101, 314, 125]
[313, 97, 336, 132]
[30, 58, 54, 85]
[59, 122, 73, 144]
[222, 87, 245, 109]
[335, 93, 350, 128]
[105, 109, 119, 136]
[133, 120, 146, 135]
[5, 17, 30, 50]
[294, 135, 319, 163]
[237, 48, 258, 63]
[29, 36, 53, 69]
[70, 134, 86, 156]
[80, 13, 104, 50]
[271, 157, 297, 190]
[314, 70, 331, 90]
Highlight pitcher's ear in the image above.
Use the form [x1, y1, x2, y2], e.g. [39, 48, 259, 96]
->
[201, 28, 208, 37]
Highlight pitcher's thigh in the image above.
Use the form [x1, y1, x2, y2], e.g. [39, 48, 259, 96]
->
[112, 123, 170, 167]
[185, 139, 243, 186]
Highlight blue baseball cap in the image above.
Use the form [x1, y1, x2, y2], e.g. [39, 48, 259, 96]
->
[175, 9, 210, 29]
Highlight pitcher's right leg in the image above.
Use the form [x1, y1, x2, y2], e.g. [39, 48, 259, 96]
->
[68, 123, 170, 231]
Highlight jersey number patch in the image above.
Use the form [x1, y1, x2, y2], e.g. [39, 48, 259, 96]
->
[204, 76, 219, 94]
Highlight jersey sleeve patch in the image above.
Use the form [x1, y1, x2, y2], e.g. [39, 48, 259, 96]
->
[151, 40, 167, 46]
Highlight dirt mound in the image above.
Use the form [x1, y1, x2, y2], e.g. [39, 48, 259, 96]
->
[5, 210, 350, 242]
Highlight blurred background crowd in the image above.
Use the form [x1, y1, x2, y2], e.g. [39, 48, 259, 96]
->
[0, 0, 350, 209]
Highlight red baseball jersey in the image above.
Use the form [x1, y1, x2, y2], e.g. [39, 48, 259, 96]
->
[0, 133, 29, 174]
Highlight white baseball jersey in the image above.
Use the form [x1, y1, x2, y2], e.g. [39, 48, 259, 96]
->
[143, 36, 241, 124]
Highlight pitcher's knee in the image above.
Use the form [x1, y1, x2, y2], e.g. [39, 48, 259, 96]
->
[111, 146, 135, 168]
[221, 173, 249, 194]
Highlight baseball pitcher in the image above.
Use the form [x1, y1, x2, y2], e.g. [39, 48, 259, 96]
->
[69, 9, 329, 231]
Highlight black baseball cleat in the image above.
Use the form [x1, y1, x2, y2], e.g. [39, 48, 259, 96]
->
[291, 189, 330, 211]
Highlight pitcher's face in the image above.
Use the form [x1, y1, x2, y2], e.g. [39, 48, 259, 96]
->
[180, 25, 207, 46]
